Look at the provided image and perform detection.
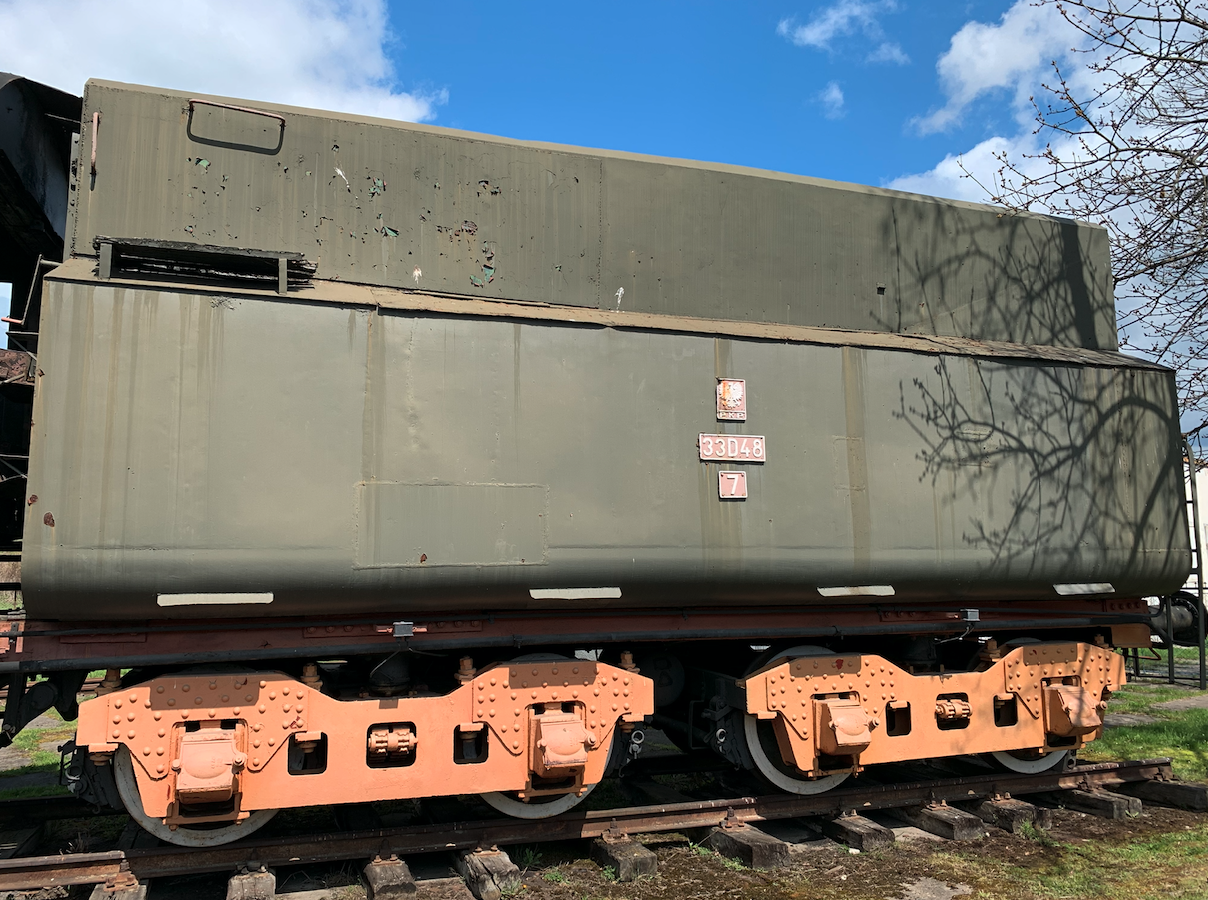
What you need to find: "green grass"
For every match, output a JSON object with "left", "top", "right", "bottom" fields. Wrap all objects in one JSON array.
[
  {"left": 1084, "top": 711, "right": 1208, "bottom": 780},
  {"left": 0, "top": 782, "right": 70, "bottom": 800},
  {"left": 512, "top": 846, "right": 544, "bottom": 869},
  {"left": 0, "top": 704, "right": 74, "bottom": 788},
  {"left": 6, "top": 706, "right": 73, "bottom": 770},
  {"left": 1171, "top": 646, "right": 1205, "bottom": 660},
  {"left": 1081, "top": 683, "right": 1208, "bottom": 780},
  {"left": 1104, "top": 683, "right": 1199, "bottom": 715},
  {"left": 940, "top": 824, "right": 1208, "bottom": 899},
  {"left": 0, "top": 699, "right": 75, "bottom": 798}
]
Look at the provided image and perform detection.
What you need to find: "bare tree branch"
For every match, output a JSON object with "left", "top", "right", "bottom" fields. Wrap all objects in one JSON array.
[{"left": 974, "top": 0, "right": 1208, "bottom": 453}]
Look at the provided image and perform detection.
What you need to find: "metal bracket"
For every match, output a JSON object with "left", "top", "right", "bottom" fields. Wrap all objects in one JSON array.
[
  {"left": 98, "top": 241, "right": 113, "bottom": 280},
  {"left": 603, "top": 818, "right": 627, "bottom": 842}
]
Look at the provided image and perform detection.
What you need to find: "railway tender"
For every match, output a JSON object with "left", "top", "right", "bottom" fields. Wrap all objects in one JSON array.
[{"left": 0, "top": 77, "right": 1188, "bottom": 845}]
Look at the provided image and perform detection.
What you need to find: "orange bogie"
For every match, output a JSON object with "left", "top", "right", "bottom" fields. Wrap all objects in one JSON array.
[
  {"left": 741, "top": 641, "right": 1124, "bottom": 775},
  {"left": 77, "top": 660, "right": 653, "bottom": 825}
]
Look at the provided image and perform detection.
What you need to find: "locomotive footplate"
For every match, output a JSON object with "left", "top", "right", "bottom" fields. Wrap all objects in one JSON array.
[
  {"left": 739, "top": 640, "right": 1124, "bottom": 775},
  {"left": 76, "top": 660, "right": 654, "bottom": 824}
]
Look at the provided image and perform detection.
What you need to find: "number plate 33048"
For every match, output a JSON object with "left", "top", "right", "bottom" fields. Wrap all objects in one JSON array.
[{"left": 698, "top": 434, "right": 766, "bottom": 463}]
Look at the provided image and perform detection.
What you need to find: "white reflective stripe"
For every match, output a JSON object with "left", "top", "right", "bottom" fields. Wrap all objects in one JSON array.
[
  {"left": 529, "top": 587, "right": 622, "bottom": 600},
  {"left": 1053, "top": 583, "right": 1115, "bottom": 596},
  {"left": 817, "top": 585, "right": 895, "bottom": 597},
  {"left": 157, "top": 592, "right": 274, "bottom": 606}
]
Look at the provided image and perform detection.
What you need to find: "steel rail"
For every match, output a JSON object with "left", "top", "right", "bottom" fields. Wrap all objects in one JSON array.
[{"left": 0, "top": 759, "right": 1175, "bottom": 890}]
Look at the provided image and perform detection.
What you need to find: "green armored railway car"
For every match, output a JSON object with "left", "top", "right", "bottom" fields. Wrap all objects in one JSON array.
[
  {"left": 19, "top": 80, "right": 1187, "bottom": 619},
  {"left": 0, "top": 79, "right": 1185, "bottom": 844}
]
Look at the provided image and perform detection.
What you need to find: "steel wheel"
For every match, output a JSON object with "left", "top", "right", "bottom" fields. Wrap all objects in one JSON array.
[
  {"left": 989, "top": 748, "right": 1071, "bottom": 774},
  {"left": 479, "top": 652, "right": 605, "bottom": 819},
  {"left": 741, "top": 714, "right": 851, "bottom": 794},
  {"left": 741, "top": 645, "right": 849, "bottom": 795},
  {"left": 480, "top": 780, "right": 599, "bottom": 819},
  {"left": 114, "top": 746, "right": 278, "bottom": 847}
]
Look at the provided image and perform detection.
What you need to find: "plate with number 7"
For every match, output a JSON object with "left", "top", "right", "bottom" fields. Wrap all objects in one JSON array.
[{"left": 718, "top": 471, "right": 748, "bottom": 499}]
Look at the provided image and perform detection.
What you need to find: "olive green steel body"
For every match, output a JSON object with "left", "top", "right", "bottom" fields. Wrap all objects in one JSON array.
[{"left": 19, "top": 81, "right": 1189, "bottom": 620}]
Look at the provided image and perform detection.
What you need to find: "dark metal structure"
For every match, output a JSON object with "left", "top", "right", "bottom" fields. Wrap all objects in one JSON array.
[{"left": 0, "top": 75, "right": 78, "bottom": 553}]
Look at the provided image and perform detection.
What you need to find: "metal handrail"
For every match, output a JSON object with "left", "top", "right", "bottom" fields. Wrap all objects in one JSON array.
[
  {"left": 1184, "top": 436, "right": 1206, "bottom": 689},
  {"left": 187, "top": 98, "right": 286, "bottom": 130}
]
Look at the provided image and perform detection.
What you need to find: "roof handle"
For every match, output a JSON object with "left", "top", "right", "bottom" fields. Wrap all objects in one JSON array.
[
  {"left": 89, "top": 111, "right": 99, "bottom": 180},
  {"left": 187, "top": 98, "right": 286, "bottom": 131}
]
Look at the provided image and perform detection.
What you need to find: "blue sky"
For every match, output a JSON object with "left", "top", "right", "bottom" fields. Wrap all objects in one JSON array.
[
  {"left": 0, "top": 0, "right": 1087, "bottom": 313},
  {"left": 384, "top": 1, "right": 1026, "bottom": 190}
]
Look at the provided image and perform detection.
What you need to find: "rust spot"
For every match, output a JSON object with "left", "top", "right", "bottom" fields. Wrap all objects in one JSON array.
[
  {"left": 419, "top": 553, "right": 427, "bottom": 563},
  {"left": 0, "top": 349, "right": 33, "bottom": 385},
  {"left": 43, "top": 512, "right": 54, "bottom": 527},
  {"left": 26, "top": 495, "right": 36, "bottom": 506}
]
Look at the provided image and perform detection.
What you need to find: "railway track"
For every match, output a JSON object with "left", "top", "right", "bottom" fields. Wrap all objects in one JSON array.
[{"left": 0, "top": 758, "right": 1197, "bottom": 894}]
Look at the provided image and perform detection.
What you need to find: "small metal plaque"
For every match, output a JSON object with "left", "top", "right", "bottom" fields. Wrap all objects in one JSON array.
[
  {"left": 717, "top": 378, "right": 747, "bottom": 421},
  {"left": 719, "top": 471, "right": 748, "bottom": 499},
  {"left": 699, "top": 434, "right": 766, "bottom": 462}
]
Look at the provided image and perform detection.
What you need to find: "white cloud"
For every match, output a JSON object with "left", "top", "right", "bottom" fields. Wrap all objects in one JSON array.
[
  {"left": 867, "top": 41, "right": 910, "bottom": 65},
  {"left": 889, "top": 100, "right": 1099, "bottom": 207},
  {"left": 778, "top": 1, "right": 907, "bottom": 63},
  {"left": 817, "top": 81, "right": 846, "bottom": 119},
  {"left": 888, "top": 135, "right": 1024, "bottom": 202},
  {"left": 913, "top": 1, "right": 1070, "bottom": 134},
  {"left": 0, "top": 283, "right": 9, "bottom": 321},
  {"left": 892, "top": 0, "right": 1113, "bottom": 205},
  {"left": 0, "top": 0, "right": 444, "bottom": 122}
]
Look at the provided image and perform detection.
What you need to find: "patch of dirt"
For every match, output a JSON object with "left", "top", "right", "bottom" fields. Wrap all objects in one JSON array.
[
  {"left": 1041, "top": 801, "right": 1200, "bottom": 841},
  {"left": 0, "top": 771, "right": 58, "bottom": 791},
  {"left": 506, "top": 803, "right": 1208, "bottom": 900},
  {"left": 1152, "top": 693, "right": 1208, "bottom": 712},
  {"left": 0, "top": 712, "right": 62, "bottom": 771},
  {"left": 898, "top": 877, "right": 972, "bottom": 900},
  {"left": 1103, "top": 712, "right": 1159, "bottom": 727},
  {"left": 0, "top": 745, "right": 32, "bottom": 770}
]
